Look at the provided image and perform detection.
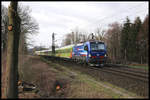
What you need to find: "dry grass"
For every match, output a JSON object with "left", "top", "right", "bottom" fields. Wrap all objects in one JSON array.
[{"left": 18, "top": 55, "right": 72, "bottom": 98}]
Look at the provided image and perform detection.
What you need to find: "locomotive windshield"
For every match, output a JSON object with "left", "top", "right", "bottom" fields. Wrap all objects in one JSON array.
[{"left": 90, "top": 42, "right": 105, "bottom": 51}]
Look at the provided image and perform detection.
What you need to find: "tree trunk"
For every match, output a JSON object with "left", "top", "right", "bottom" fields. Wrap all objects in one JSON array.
[
  {"left": 125, "top": 49, "right": 127, "bottom": 64},
  {"left": 5, "top": 1, "right": 21, "bottom": 98},
  {"left": 141, "top": 56, "right": 143, "bottom": 64}
]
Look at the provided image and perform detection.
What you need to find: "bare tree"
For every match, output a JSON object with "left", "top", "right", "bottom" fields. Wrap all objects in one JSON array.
[
  {"left": 70, "top": 27, "right": 81, "bottom": 44},
  {"left": 94, "top": 27, "right": 106, "bottom": 41},
  {"left": 17, "top": 4, "right": 39, "bottom": 54},
  {"left": 137, "top": 15, "right": 149, "bottom": 64},
  {"left": 105, "top": 22, "right": 122, "bottom": 63},
  {"left": 70, "top": 27, "right": 89, "bottom": 44},
  {"left": 1, "top": 4, "right": 39, "bottom": 54},
  {"left": 63, "top": 33, "right": 72, "bottom": 46},
  {"left": 1, "top": 5, "right": 9, "bottom": 52}
]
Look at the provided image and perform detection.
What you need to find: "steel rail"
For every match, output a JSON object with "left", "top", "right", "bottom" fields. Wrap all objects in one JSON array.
[{"left": 40, "top": 55, "right": 149, "bottom": 82}]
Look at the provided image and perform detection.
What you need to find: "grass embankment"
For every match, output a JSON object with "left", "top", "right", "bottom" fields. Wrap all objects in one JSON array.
[
  {"left": 40, "top": 57, "right": 140, "bottom": 98},
  {"left": 110, "top": 63, "right": 149, "bottom": 71},
  {"left": 128, "top": 64, "right": 149, "bottom": 70}
]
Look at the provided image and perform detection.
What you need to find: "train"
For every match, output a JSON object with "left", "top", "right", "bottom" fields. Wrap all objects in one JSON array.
[{"left": 35, "top": 40, "right": 107, "bottom": 67}]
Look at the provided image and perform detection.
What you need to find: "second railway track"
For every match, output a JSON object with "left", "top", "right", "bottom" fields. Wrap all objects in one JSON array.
[{"left": 90, "top": 66, "right": 149, "bottom": 82}]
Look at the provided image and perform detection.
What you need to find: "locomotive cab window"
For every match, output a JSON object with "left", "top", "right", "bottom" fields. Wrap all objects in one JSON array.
[
  {"left": 90, "top": 42, "right": 105, "bottom": 51},
  {"left": 84, "top": 46, "right": 88, "bottom": 51}
]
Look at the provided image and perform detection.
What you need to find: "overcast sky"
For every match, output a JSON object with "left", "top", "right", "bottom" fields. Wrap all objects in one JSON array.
[{"left": 2, "top": 1, "right": 148, "bottom": 48}]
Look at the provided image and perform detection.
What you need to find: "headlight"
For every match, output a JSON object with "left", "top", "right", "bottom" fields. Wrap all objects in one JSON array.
[
  {"left": 104, "top": 54, "right": 107, "bottom": 57},
  {"left": 89, "top": 54, "right": 91, "bottom": 57}
]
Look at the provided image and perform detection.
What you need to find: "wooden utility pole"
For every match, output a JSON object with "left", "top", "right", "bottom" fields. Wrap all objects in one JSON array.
[
  {"left": 52, "top": 32, "right": 55, "bottom": 54},
  {"left": 5, "top": 1, "right": 21, "bottom": 98}
]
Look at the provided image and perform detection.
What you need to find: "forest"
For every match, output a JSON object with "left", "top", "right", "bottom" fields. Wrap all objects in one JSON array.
[
  {"left": 62, "top": 15, "right": 149, "bottom": 64},
  {"left": 1, "top": 4, "right": 149, "bottom": 64}
]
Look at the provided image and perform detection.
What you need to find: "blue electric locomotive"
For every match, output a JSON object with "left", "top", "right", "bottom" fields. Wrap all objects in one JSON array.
[{"left": 72, "top": 41, "right": 107, "bottom": 67}]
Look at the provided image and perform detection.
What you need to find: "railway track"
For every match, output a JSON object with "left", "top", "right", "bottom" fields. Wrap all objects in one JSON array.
[
  {"left": 90, "top": 67, "right": 148, "bottom": 82},
  {"left": 41, "top": 55, "right": 149, "bottom": 82},
  {"left": 105, "top": 67, "right": 148, "bottom": 77},
  {"left": 105, "top": 63, "right": 148, "bottom": 74},
  {"left": 40, "top": 55, "right": 149, "bottom": 97}
]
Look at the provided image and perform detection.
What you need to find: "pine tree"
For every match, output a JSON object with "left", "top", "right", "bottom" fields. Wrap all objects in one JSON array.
[
  {"left": 120, "top": 17, "right": 131, "bottom": 62},
  {"left": 129, "top": 17, "right": 142, "bottom": 62}
]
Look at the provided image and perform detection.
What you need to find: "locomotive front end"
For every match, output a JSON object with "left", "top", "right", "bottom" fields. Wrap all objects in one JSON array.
[{"left": 86, "top": 41, "right": 107, "bottom": 67}]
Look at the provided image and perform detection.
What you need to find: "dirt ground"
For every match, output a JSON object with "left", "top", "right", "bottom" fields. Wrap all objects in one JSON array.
[
  {"left": 18, "top": 55, "right": 72, "bottom": 98},
  {"left": 1, "top": 54, "right": 76, "bottom": 98}
]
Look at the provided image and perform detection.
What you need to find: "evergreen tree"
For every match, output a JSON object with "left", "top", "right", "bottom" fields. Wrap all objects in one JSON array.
[
  {"left": 120, "top": 17, "right": 131, "bottom": 62},
  {"left": 128, "top": 17, "right": 142, "bottom": 62}
]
